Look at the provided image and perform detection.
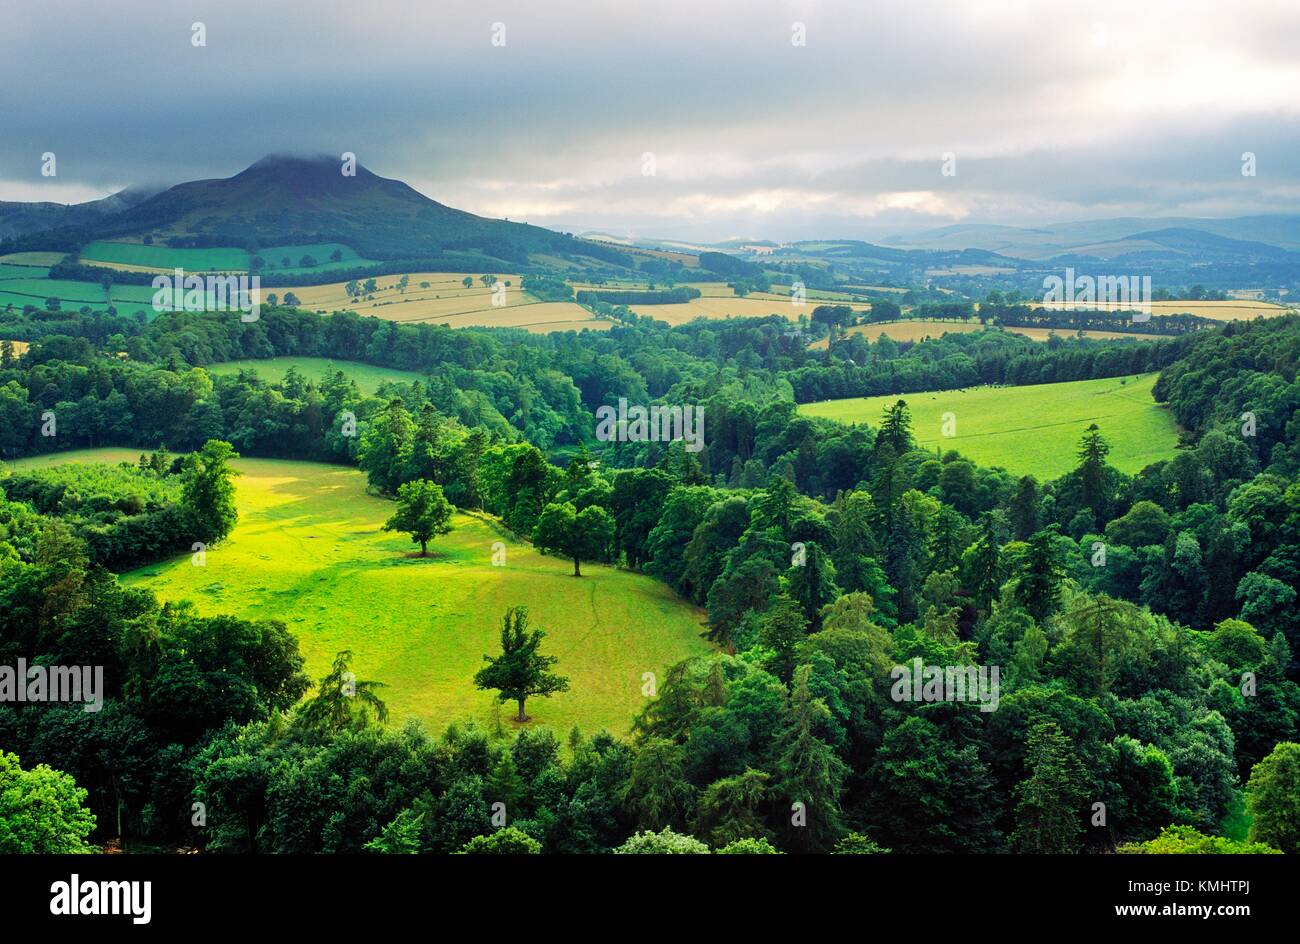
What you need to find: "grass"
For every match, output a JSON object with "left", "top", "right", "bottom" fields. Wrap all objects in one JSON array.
[
  {"left": 8, "top": 450, "right": 711, "bottom": 736},
  {"left": 79, "top": 240, "right": 378, "bottom": 276},
  {"left": 800, "top": 373, "right": 1180, "bottom": 479},
  {"left": 203, "top": 357, "right": 428, "bottom": 395},
  {"left": 0, "top": 252, "right": 66, "bottom": 266}
]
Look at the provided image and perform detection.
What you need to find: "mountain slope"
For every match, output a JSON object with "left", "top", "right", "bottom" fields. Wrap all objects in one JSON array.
[
  {"left": 92, "top": 155, "right": 569, "bottom": 261},
  {"left": 0, "top": 187, "right": 159, "bottom": 241}
]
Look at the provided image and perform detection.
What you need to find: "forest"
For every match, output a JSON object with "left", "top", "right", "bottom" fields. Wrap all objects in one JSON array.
[{"left": 2, "top": 305, "right": 1299, "bottom": 855}]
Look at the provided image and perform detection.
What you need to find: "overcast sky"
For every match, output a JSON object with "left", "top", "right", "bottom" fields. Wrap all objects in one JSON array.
[{"left": 2, "top": 0, "right": 1298, "bottom": 242}]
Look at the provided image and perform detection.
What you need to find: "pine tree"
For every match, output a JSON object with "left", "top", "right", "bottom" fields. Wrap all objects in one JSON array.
[
  {"left": 965, "top": 513, "right": 1003, "bottom": 612},
  {"left": 787, "top": 540, "right": 840, "bottom": 629},
  {"left": 1076, "top": 424, "right": 1112, "bottom": 518},
  {"left": 774, "top": 665, "right": 847, "bottom": 853},
  {"left": 1009, "top": 476, "right": 1040, "bottom": 540},
  {"left": 1011, "top": 720, "right": 1087, "bottom": 853},
  {"left": 877, "top": 399, "right": 912, "bottom": 455},
  {"left": 1015, "top": 525, "right": 1064, "bottom": 621}
]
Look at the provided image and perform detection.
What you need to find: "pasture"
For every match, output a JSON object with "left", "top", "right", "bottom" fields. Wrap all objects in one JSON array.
[
  {"left": 2, "top": 450, "right": 711, "bottom": 736},
  {"left": 203, "top": 357, "right": 429, "bottom": 394},
  {"left": 800, "top": 373, "right": 1180, "bottom": 479},
  {"left": 78, "top": 240, "right": 377, "bottom": 276}
]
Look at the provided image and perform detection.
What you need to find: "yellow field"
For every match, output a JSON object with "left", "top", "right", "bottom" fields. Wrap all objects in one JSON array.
[
  {"left": 572, "top": 280, "right": 736, "bottom": 296},
  {"left": 1036, "top": 299, "right": 1291, "bottom": 321},
  {"left": 629, "top": 294, "right": 870, "bottom": 325},
  {"left": 810, "top": 321, "right": 983, "bottom": 347},
  {"left": 810, "top": 320, "right": 1172, "bottom": 349},
  {"left": 1006, "top": 326, "right": 1175, "bottom": 342},
  {"left": 1, "top": 339, "right": 31, "bottom": 355},
  {"left": 276, "top": 272, "right": 603, "bottom": 332}
]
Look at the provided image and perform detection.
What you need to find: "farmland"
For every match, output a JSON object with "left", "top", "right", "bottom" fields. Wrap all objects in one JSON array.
[
  {"left": 280, "top": 271, "right": 603, "bottom": 332},
  {"left": 5, "top": 450, "right": 711, "bottom": 736},
  {"left": 810, "top": 321, "right": 1175, "bottom": 348},
  {"left": 202, "top": 357, "right": 428, "bottom": 394},
  {"left": 79, "top": 239, "right": 377, "bottom": 276},
  {"left": 800, "top": 372, "right": 1180, "bottom": 479},
  {"left": 1036, "top": 298, "right": 1292, "bottom": 321}
]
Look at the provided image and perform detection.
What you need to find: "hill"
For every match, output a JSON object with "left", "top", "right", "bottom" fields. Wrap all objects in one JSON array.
[
  {"left": 86, "top": 155, "right": 575, "bottom": 262},
  {"left": 0, "top": 186, "right": 159, "bottom": 241},
  {"left": 6, "top": 449, "right": 713, "bottom": 735}
]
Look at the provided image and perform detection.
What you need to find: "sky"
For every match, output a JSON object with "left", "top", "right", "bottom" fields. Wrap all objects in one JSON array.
[{"left": 2, "top": 0, "right": 1299, "bottom": 243}]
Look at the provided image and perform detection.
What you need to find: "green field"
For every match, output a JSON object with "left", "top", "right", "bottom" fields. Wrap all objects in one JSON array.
[
  {"left": 204, "top": 357, "right": 428, "bottom": 394},
  {"left": 6, "top": 450, "right": 711, "bottom": 736},
  {"left": 0, "top": 276, "right": 157, "bottom": 307},
  {"left": 80, "top": 240, "right": 377, "bottom": 276},
  {"left": 800, "top": 373, "right": 1180, "bottom": 479}
]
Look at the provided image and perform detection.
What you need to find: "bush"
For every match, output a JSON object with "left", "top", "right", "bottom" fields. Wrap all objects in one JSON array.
[
  {"left": 716, "top": 837, "right": 782, "bottom": 854},
  {"left": 614, "top": 827, "right": 710, "bottom": 854},
  {"left": 460, "top": 827, "right": 542, "bottom": 854}
]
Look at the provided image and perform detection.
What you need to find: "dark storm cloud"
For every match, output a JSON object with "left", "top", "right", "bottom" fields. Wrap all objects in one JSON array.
[{"left": 2, "top": 0, "right": 1297, "bottom": 239}]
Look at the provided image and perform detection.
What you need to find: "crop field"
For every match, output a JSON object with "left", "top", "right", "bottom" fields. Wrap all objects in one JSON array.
[
  {"left": 79, "top": 240, "right": 377, "bottom": 276},
  {"left": 1036, "top": 299, "right": 1292, "bottom": 321},
  {"left": 283, "top": 271, "right": 525, "bottom": 311},
  {"left": 800, "top": 372, "right": 1180, "bottom": 479},
  {"left": 809, "top": 321, "right": 1174, "bottom": 349},
  {"left": 203, "top": 357, "right": 428, "bottom": 394},
  {"left": 629, "top": 294, "right": 820, "bottom": 325},
  {"left": 0, "top": 339, "right": 30, "bottom": 356},
  {"left": 280, "top": 272, "right": 604, "bottom": 332},
  {"left": 3, "top": 450, "right": 712, "bottom": 735}
]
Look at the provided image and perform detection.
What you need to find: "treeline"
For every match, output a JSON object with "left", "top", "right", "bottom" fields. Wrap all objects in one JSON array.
[
  {"left": 798, "top": 328, "right": 1197, "bottom": 402},
  {"left": 984, "top": 302, "right": 1215, "bottom": 336}
]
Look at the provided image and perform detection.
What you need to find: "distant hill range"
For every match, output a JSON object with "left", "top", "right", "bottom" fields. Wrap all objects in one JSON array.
[
  {"left": 0, "top": 187, "right": 160, "bottom": 241},
  {"left": 882, "top": 216, "right": 1300, "bottom": 261},
  {"left": 0, "top": 155, "right": 617, "bottom": 267}
]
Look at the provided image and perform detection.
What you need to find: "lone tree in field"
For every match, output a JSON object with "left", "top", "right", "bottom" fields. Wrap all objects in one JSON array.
[
  {"left": 384, "top": 479, "right": 454, "bottom": 556},
  {"left": 532, "top": 501, "right": 614, "bottom": 576},
  {"left": 474, "top": 607, "right": 569, "bottom": 722},
  {"left": 182, "top": 439, "right": 241, "bottom": 544}
]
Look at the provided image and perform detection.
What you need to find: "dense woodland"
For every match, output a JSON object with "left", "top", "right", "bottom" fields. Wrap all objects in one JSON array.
[{"left": 2, "top": 304, "right": 1299, "bottom": 854}]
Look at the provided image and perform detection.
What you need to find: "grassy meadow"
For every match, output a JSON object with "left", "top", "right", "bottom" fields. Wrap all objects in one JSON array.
[
  {"left": 79, "top": 240, "right": 377, "bottom": 276},
  {"left": 800, "top": 373, "right": 1180, "bottom": 479},
  {"left": 4, "top": 450, "right": 710, "bottom": 736},
  {"left": 203, "top": 357, "right": 428, "bottom": 394}
]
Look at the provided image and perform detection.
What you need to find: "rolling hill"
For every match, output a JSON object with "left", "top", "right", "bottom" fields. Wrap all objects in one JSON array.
[{"left": 0, "top": 156, "right": 634, "bottom": 271}]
